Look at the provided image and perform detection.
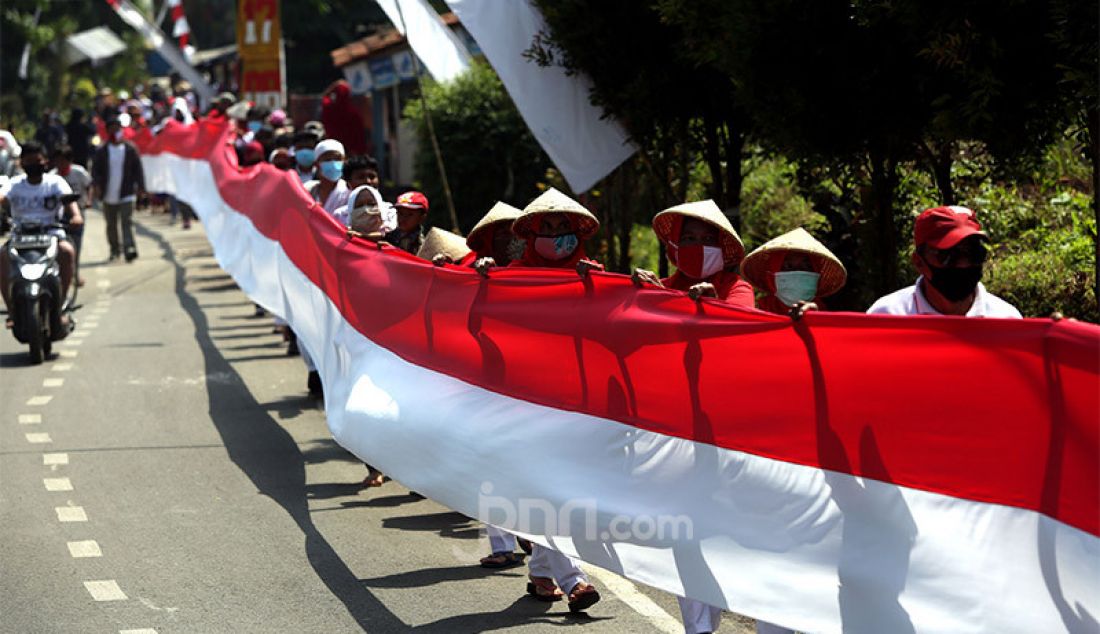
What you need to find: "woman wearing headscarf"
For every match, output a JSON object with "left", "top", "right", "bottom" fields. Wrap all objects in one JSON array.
[
  {"left": 321, "top": 80, "right": 368, "bottom": 155},
  {"left": 740, "top": 227, "right": 847, "bottom": 317},
  {"left": 631, "top": 200, "right": 753, "bottom": 306}
]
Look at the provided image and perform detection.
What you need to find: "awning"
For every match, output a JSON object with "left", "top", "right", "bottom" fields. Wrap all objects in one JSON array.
[{"left": 64, "top": 27, "right": 126, "bottom": 65}]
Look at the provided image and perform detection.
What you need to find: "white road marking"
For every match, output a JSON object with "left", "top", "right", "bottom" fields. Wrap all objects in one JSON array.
[
  {"left": 26, "top": 395, "right": 53, "bottom": 406},
  {"left": 70, "top": 330, "right": 89, "bottom": 338},
  {"left": 25, "top": 432, "right": 52, "bottom": 444},
  {"left": 63, "top": 339, "right": 83, "bottom": 346},
  {"left": 44, "top": 477, "right": 73, "bottom": 491},
  {"left": 43, "top": 378, "right": 64, "bottom": 388},
  {"left": 43, "top": 453, "right": 68, "bottom": 465},
  {"left": 68, "top": 540, "right": 103, "bottom": 558},
  {"left": 18, "top": 413, "right": 42, "bottom": 424},
  {"left": 52, "top": 363, "right": 73, "bottom": 372},
  {"left": 59, "top": 349, "right": 79, "bottom": 358},
  {"left": 582, "top": 565, "right": 683, "bottom": 634},
  {"left": 56, "top": 506, "right": 88, "bottom": 522},
  {"left": 82, "top": 321, "right": 99, "bottom": 329},
  {"left": 120, "top": 629, "right": 158, "bottom": 634},
  {"left": 84, "top": 580, "right": 127, "bottom": 601},
  {"left": 96, "top": 280, "right": 111, "bottom": 289}
]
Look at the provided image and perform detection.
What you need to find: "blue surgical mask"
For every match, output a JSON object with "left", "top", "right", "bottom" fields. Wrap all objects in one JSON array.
[
  {"left": 295, "top": 149, "right": 315, "bottom": 168},
  {"left": 319, "top": 160, "right": 344, "bottom": 182},
  {"left": 247, "top": 121, "right": 263, "bottom": 133},
  {"left": 773, "top": 271, "right": 821, "bottom": 307}
]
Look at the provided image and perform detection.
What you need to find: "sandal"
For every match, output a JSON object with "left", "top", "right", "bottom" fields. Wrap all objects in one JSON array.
[
  {"left": 480, "top": 551, "right": 526, "bottom": 569},
  {"left": 526, "top": 576, "right": 564, "bottom": 602},
  {"left": 567, "top": 582, "right": 601, "bottom": 613},
  {"left": 361, "top": 470, "right": 385, "bottom": 488},
  {"left": 517, "top": 538, "right": 533, "bottom": 556}
]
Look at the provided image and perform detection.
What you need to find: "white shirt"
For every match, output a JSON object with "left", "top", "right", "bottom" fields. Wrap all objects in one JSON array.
[
  {"left": 4, "top": 173, "right": 71, "bottom": 227},
  {"left": 305, "top": 179, "right": 350, "bottom": 216},
  {"left": 104, "top": 143, "right": 134, "bottom": 204},
  {"left": 867, "top": 277, "right": 1022, "bottom": 318},
  {"left": 50, "top": 165, "right": 92, "bottom": 202}
]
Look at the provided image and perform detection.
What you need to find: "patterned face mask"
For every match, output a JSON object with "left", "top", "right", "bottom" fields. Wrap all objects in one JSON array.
[
  {"left": 668, "top": 244, "right": 724, "bottom": 279},
  {"left": 533, "top": 233, "right": 578, "bottom": 261}
]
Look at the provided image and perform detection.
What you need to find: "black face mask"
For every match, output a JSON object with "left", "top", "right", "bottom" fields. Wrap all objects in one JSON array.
[
  {"left": 927, "top": 264, "right": 982, "bottom": 302},
  {"left": 23, "top": 163, "right": 44, "bottom": 179}
]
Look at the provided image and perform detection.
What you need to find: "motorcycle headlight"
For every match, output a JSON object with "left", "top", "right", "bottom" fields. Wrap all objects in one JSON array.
[{"left": 19, "top": 262, "right": 47, "bottom": 280}]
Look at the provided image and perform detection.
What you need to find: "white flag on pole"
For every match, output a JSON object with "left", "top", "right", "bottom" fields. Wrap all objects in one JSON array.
[
  {"left": 376, "top": 0, "right": 471, "bottom": 83},
  {"left": 444, "top": 0, "right": 636, "bottom": 193}
]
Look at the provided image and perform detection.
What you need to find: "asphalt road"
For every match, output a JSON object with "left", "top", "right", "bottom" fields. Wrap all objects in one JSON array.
[{"left": 0, "top": 206, "right": 756, "bottom": 633}]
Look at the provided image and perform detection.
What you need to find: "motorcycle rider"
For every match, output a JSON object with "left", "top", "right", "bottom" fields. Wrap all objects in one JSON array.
[{"left": 0, "top": 140, "right": 83, "bottom": 327}]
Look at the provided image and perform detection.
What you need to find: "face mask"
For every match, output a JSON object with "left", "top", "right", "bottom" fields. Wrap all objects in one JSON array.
[
  {"left": 669, "top": 244, "right": 724, "bottom": 279},
  {"left": 247, "top": 121, "right": 263, "bottom": 133},
  {"left": 533, "top": 233, "right": 579, "bottom": 261},
  {"left": 926, "top": 265, "right": 982, "bottom": 302},
  {"left": 295, "top": 149, "right": 315, "bottom": 168},
  {"left": 774, "top": 271, "right": 821, "bottom": 307},
  {"left": 319, "top": 160, "right": 343, "bottom": 182},
  {"left": 23, "top": 163, "right": 44, "bottom": 179}
]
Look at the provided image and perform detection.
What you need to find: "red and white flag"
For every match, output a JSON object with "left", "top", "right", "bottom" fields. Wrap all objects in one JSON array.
[{"left": 134, "top": 120, "right": 1100, "bottom": 634}]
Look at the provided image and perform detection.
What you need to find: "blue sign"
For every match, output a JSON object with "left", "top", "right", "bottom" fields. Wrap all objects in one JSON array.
[{"left": 369, "top": 58, "right": 398, "bottom": 89}]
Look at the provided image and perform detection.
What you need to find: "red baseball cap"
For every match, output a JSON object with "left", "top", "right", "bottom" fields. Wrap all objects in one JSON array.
[
  {"left": 396, "top": 191, "right": 429, "bottom": 211},
  {"left": 914, "top": 206, "right": 987, "bottom": 249}
]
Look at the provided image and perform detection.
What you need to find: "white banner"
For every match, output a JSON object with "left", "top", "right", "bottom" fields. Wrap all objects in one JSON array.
[
  {"left": 444, "top": 0, "right": 636, "bottom": 193},
  {"left": 376, "top": 0, "right": 471, "bottom": 83}
]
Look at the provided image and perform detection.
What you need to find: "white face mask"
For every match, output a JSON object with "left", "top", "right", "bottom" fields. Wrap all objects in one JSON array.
[{"left": 774, "top": 271, "right": 821, "bottom": 307}]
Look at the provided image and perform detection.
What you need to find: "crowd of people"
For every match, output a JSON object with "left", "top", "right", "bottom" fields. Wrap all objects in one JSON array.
[{"left": 0, "top": 78, "right": 1024, "bottom": 634}]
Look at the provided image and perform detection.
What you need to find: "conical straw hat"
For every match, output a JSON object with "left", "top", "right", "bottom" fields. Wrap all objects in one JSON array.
[
  {"left": 467, "top": 201, "right": 522, "bottom": 252},
  {"left": 417, "top": 227, "right": 472, "bottom": 262},
  {"left": 652, "top": 200, "right": 745, "bottom": 265},
  {"left": 741, "top": 227, "right": 847, "bottom": 297},
  {"left": 512, "top": 187, "right": 599, "bottom": 239}
]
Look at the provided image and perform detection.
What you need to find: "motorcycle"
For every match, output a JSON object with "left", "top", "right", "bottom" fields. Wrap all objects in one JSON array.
[{"left": 4, "top": 221, "right": 77, "bottom": 364}]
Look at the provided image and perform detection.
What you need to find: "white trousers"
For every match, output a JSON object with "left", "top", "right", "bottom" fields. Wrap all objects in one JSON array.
[
  {"left": 528, "top": 544, "right": 586, "bottom": 594},
  {"left": 678, "top": 597, "right": 722, "bottom": 634},
  {"left": 486, "top": 525, "right": 516, "bottom": 554}
]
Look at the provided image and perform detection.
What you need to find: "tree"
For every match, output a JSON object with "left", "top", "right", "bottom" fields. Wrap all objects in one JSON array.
[{"left": 403, "top": 61, "right": 552, "bottom": 233}]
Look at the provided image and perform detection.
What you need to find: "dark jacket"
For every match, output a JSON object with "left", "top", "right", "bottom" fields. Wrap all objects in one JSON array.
[{"left": 92, "top": 141, "right": 145, "bottom": 201}]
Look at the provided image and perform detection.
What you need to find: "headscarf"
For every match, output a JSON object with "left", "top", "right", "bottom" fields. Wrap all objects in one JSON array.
[
  {"left": 170, "top": 97, "right": 193, "bottom": 125},
  {"left": 335, "top": 185, "right": 396, "bottom": 234},
  {"left": 321, "top": 81, "right": 368, "bottom": 155}
]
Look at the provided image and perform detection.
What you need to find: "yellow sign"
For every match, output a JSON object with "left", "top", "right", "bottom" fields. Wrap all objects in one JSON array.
[{"left": 236, "top": 0, "right": 284, "bottom": 108}]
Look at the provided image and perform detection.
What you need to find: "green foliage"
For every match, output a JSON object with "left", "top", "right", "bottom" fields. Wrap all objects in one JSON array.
[
  {"left": 740, "top": 155, "right": 825, "bottom": 251},
  {"left": 402, "top": 62, "right": 552, "bottom": 233}
]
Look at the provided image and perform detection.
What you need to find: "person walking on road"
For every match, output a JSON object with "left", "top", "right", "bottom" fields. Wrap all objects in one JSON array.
[{"left": 92, "top": 117, "right": 145, "bottom": 262}]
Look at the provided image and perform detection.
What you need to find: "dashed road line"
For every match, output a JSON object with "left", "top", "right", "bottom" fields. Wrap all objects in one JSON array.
[
  {"left": 120, "top": 629, "right": 158, "bottom": 634},
  {"left": 83, "top": 580, "right": 127, "bottom": 601},
  {"left": 25, "top": 432, "right": 52, "bottom": 444},
  {"left": 43, "top": 378, "right": 65, "bottom": 388},
  {"left": 70, "top": 330, "right": 90, "bottom": 339},
  {"left": 56, "top": 506, "right": 88, "bottom": 522},
  {"left": 59, "top": 349, "right": 79, "bottom": 358},
  {"left": 68, "top": 540, "right": 103, "bottom": 558},
  {"left": 63, "top": 339, "right": 84, "bottom": 346},
  {"left": 26, "top": 395, "right": 53, "bottom": 406},
  {"left": 18, "top": 413, "right": 42, "bottom": 424},
  {"left": 96, "top": 280, "right": 112, "bottom": 289},
  {"left": 43, "top": 477, "right": 73, "bottom": 491},
  {"left": 43, "top": 453, "right": 69, "bottom": 466},
  {"left": 52, "top": 363, "right": 73, "bottom": 372}
]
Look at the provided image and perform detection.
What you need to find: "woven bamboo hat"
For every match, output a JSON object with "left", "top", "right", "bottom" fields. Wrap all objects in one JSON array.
[
  {"left": 512, "top": 188, "right": 599, "bottom": 239},
  {"left": 417, "top": 227, "right": 472, "bottom": 262},
  {"left": 741, "top": 227, "right": 847, "bottom": 297},
  {"left": 652, "top": 200, "right": 745, "bottom": 265},
  {"left": 466, "top": 201, "right": 522, "bottom": 252}
]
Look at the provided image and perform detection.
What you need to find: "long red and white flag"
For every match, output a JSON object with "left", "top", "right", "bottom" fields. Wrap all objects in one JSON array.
[{"left": 135, "top": 120, "right": 1099, "bottom": 634}]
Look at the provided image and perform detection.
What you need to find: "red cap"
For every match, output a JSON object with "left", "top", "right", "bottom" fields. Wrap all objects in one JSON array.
[
  {"left": 914, "top": 206, "right": 987, "bottom": 249},
  {"left": 396, "top": 191, "right": 429, "bottom": 211}
]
